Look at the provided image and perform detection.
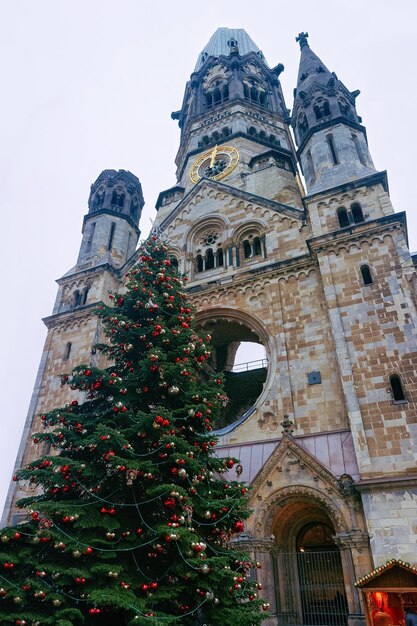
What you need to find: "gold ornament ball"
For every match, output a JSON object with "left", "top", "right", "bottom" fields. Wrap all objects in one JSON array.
[
  {"left": 72, "top": 550, "right": 82, "bottom": 558},
  {"left": 52, "top": 599, "right": 62, "bottom": 607}
]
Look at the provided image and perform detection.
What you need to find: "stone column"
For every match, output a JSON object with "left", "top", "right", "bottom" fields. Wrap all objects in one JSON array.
[
  {"left": 230, "top": 535, "right": 276, "bottom": 625},
  {"left": 334, "top": 531, "right": 372, "bottom": 626}
]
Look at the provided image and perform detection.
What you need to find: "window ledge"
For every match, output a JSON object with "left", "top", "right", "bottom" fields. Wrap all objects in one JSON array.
[{"left": 392, "top": 399, "right": 408, "bottom": 405}]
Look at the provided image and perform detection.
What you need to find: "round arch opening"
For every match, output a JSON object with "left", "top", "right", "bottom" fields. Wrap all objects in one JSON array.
[
  {"left": 197, "top": 310, "right": 270, "bottom": 430},
  {"left": 271, "top": 497, "right": 349, "bottom": 626}
]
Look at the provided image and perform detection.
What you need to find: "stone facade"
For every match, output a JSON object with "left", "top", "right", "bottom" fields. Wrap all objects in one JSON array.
[{"left": 3, "top": 27, "right": 417, "bottom": 626}]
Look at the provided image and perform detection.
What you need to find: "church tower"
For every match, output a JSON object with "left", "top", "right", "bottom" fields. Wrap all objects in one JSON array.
[
  {"left": 154, "top": 29, "right": 417, "bottom": 626},
  {"left": 1, "top": 170, "right": 143, "bottom": 525},
  {"left": 3, "top": 28, "right": 417, "bottom": 626}
]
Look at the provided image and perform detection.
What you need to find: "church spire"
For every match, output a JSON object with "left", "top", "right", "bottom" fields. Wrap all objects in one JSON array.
[{"left": 291, "top": 33, "right": 376, "bottom": 194}]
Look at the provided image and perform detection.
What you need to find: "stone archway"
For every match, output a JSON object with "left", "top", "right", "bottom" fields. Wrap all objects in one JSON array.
[
  {"left": 248, "top": 485, "right": 368, "bottom": 626},
  {"left": 270, "top": 495, "right": 349, "bottom": 626}
]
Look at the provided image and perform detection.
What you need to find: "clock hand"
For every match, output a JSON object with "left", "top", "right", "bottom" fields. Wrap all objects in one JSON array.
[{"left": 210, "top": 145, "right": 218, "bottom": 168}]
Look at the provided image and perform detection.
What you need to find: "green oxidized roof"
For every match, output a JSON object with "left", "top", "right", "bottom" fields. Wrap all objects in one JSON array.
[{"left": 194, "top": 27, "right": 267, "bottom": 71}]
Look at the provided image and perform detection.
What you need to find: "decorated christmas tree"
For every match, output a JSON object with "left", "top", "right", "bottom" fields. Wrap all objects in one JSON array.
[{"left": 0, "top": 237, "right": 267, "bottom": 626}]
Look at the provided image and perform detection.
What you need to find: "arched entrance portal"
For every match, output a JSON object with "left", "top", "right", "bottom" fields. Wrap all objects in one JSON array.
[{"left": 273, "top": 500, "right": 348, "bottom": 626}]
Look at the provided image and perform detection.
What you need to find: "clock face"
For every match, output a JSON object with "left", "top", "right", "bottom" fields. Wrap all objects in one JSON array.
[{"left": 190, "top": 145, "right": 239, "bottom": 184}]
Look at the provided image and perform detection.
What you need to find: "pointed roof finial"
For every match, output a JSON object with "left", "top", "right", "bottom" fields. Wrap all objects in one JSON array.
[{"left": 296, "top": 32, "right": 309, "bottom": 49}]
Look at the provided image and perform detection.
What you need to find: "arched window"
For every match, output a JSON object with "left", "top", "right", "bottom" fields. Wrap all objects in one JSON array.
[
  {"left": 94, "top": 190, "right": 105, "bottom": 207},
  {"left": 253, "top": 237, "right": 262, "bottom": 256},
  {"left": 118, "top": 193, "right": 125, "bottom": 208},
  {"left": 243, "top": 240, "right": 252, "bottom": 259},
  {"left": 213, "top": 88, "right": 221, "bottom": 105},
  {"left": 314, "top": 105, "right": 322, "bottom": 120},
  {"left": 242, "top": 236, "right": 262, "bottom": 259},
  {"left": 322, "top": 100, "right": 331, "bottom": 116},
  {"left": 82, "top": 287, "right": 90, "bottom": 305},
  {"left": 196, "top": 254, "right": 203, "bottom": 273},
  {"left": 63, "top": 342, "right": 72, "bottom": 361},
  {"left": 389, "top": 374, "right": 406, "bottom": 402},
  {"left": 217, "top": 248, "right": 224, "bottom": 267},
  {"left": 360, "top": 265, "right": 373, "bottom": 286},
  {"left": 205, "top": 248, "right": 215, "bottom": 270},
  {"left": 170, "top": 257, "right": 179, "bottom": 269},
  {"left": 72, "top": 290, "right": 81, "bottom": 308},
  {"left": 351, "top": 203, "right": 364, "bottom": 223},
  {"left": 205, "top": 82, "right": 228, "bottom": 109},
  {"left": 248, "top": 126, "right": 257, "bottom": 136},
  {"left": 337, "top": 207, "right": 350, "bottom": 228}
]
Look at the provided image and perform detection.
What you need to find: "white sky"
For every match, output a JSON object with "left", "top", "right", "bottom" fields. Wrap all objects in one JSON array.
[{"left": 1, "top": 0, "right": 417, "bottom": 516}]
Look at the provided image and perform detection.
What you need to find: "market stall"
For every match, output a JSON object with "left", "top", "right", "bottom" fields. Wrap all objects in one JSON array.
[{"left": 355, "top": 560, "right": 417, "bottom": 626}]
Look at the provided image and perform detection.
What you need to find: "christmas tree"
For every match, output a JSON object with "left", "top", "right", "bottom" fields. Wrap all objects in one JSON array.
[{"left": 0, "top": 237, "right": 267, "bottom": 626}]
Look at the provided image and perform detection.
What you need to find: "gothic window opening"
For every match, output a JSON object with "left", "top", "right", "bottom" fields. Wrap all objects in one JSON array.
[
  {"left": 227, "top": 38, "right": 238, "bottom": 48},
  {"left": 360, "top": 265, "right": 373, "bottom": 286},
  {"left": 244, "top": 78, "right": 267, "bottom": 107},
  {"left": 243, "top": 240, "right": 252, "bottom": 259},
  {"left": 93, "top": 189, "right": 105, "bottom": 208},
  {"left": 111, "top": 187, "right": 125, "bottom": 209},
  {"left": 314, "top": 99, "right": 331, "bottom": 120},
  {"left": 108, "top": 222, "right": 116, "bottom": 250},
  {"left": 351, "top": 203, "right": 364, "bottom": 223},
  {"left": 63, "top": 342, "right": 72, "bottom": 361},
  {"left": 327, "top": 134, "right": 339, "bottom": 165},
  {"left": 242, "top": 235, "right": 263, "bottom": 260},
  {"left": 205, "top": 82, "right": 229, "bottom": 109},
  {"left": 170, "top": 257, "right": 179, "bottom": 269},
  {"left": 193, "top": 228, "right": 226, "bottom": 275},
  {"left": 82, "top": 286, "right": 90, "bottom": 305},
  {"left": 339, "top": 98, "right": 353, "bottom": 118},
  {"left": 337, "top": 207, "right": 349, "bottom": 228},
  {"left": 72, "top": 290, "right": 81, "bottom": 308},
  {"left": 390, "top": 374, "right": 406, "bottom": 402},
  {"left": 314, "top": 105, "right": 322, "bottom": 120},
  {"left": 205, "top": 248, "right": 215, "bottom": 270}
]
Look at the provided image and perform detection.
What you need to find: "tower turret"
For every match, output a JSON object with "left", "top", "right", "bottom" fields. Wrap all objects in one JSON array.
[
  {"left": 77, "top": 169, "right": 144, "bottom": 269},
  {"left": 291, "top": 32, "right": 376, "bottom": 194},
  {"left": 170, "top": 28, "right": 291, "bottom": 185}
]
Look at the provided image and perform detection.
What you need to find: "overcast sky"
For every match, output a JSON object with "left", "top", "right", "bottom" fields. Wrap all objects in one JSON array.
[{"left": 1, "top": 0, "right": 416, "bottom": 516}]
